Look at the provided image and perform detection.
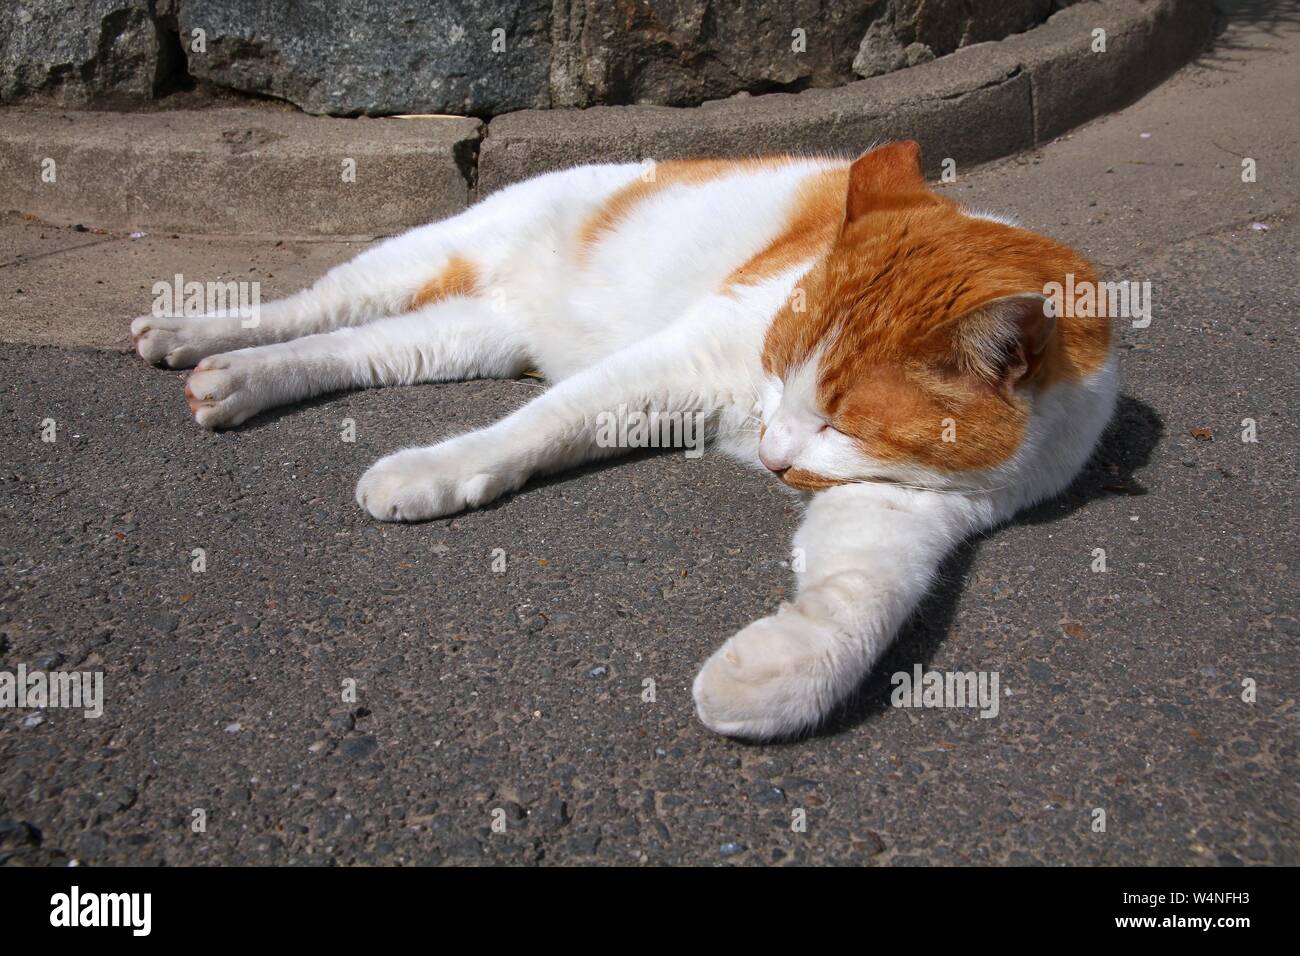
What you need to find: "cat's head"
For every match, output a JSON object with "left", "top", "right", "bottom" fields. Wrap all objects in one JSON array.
[{"left": 758, "top": 141, "right": 1110, "bottom": 492}]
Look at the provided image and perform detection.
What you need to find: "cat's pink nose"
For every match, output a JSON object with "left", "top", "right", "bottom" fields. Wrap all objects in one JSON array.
[
  {"left": 760, "top": 418, "right": 801, "bottom": 472},
  {"left": 759, "top": 445, "right": 790, "bottom": 473}
]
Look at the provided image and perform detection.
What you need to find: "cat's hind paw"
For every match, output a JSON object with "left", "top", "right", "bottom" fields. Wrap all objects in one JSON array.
[
  {"left": 131, "top": 315, "right": 241, "bottom": 368},
  {"left": 355, "top": 437, "right": 515, "bottom": 522},
  {"left": 692, "top": 609, "right": 840, "bottom": 740},
  {"left": 132, "top": 316, "right": 182, "bottom": 367}
]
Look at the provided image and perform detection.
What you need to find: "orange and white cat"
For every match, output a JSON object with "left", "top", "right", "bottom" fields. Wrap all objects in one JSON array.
[{"left": 131, "top": 142, "right": 1116, "bottom": 740}]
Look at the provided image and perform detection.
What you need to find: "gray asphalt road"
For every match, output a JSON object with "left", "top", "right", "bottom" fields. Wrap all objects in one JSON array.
[{"left": 1, "top": 3, "right": 1296, "bottom": 865}]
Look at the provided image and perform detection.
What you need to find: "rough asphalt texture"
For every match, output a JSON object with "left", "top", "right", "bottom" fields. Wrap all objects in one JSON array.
[{"left": 1, "top": 2, "right": 1296, "bottom": 865}]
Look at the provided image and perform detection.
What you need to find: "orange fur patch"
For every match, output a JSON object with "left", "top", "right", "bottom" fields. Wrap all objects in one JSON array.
[
  {"left": 724, "top": 166, "right": 849, "bottom": 289},
  {"left": 409, "top": 254, "right": 479, "bottom": 310},
  {"left": 779, "top": 468, "right": 842, "bottom": 491},
  {"left": 576, "top": 157, "right": 794, "bottom": 263}
]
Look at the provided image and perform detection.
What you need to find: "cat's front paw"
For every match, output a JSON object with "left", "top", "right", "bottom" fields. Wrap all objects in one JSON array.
[
  {"left": 355, "top": 437, "right": 516, "bottom": 522},
  {"left": 692, "top": 608, "right": 840, "bottom": 740},
  {"left": 184, "top": 353, "right": 269, "bottom": 429}
]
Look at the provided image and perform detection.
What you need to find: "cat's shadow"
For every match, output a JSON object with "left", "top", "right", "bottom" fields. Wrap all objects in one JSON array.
[
  {"left": 809, "top": 393, "right": 1164, "bottom": 741},
  {"left": 230, "top": 386, "right": 1162, "bottom": 744},
  {"left": 502, "top": 393, "right": 1163, "bottom": 743}
]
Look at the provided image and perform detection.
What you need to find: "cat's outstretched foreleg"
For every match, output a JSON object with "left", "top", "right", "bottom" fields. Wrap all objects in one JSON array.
[
  {"left": 355, "top": 315, "right": 756, "bottom": 522},
  {"left": 692, "top": 482, "right": 995, "bottom": 739}
]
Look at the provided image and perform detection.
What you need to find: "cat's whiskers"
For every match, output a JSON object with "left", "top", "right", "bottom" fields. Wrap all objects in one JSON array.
[
  {"left": 844, "top": 475, "right": 1011, "bottom": 497},
  {"left": 733, "top": 365, "right": 766, "bottom": 415}
]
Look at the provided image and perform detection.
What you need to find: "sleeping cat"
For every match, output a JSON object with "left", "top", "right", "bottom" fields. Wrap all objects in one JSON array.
[{"left": 131, "top": 141, "right": 1116, "bottom": 740}]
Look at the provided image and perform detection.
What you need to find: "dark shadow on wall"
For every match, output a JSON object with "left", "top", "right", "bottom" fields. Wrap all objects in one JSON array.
[{"left": 812, "top": 393, "right": 1165, "bottom": 740}]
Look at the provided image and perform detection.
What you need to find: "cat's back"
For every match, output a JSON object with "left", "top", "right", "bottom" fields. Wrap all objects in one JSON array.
[
  {"left": 491, "top": 155, "right": 848, "bottom": 378},
  {"left": 573, "top": 155, "right": 847, "bottom": 291}
]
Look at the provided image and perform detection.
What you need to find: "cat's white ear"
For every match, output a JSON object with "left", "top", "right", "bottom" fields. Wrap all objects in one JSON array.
[
  {"left": 960, "top": 293, "right": 1057, "bottom": 391},
  {"left": 845, "top": 141, "right": 926, "bottom": 222}
]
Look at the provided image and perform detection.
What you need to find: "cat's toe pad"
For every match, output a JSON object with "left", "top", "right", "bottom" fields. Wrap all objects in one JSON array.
[
  {"left": 184, "top": 356, "right": 262, "bottom": 429},
  {"left": 692, "top": 610, "right": 837, "bottom": 740},
  {"left": 355, "top": 441, "right": 510, "bottom": 522},
  {"left": 132, "top": 315, "right": 194, "bottom": 367}
]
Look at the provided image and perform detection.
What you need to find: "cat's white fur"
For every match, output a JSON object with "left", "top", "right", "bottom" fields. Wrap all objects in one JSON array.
[{"left": 131, "top": 159, "right": 1117, "bottom": 740}]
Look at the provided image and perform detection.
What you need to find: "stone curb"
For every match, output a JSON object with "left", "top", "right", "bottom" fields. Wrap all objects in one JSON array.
[
  {"left": 0, "top": 0, "right": 1214, "bottom": 238},
  {"left": 479, "top": 0, "right": 1217, "bottom": 191}
]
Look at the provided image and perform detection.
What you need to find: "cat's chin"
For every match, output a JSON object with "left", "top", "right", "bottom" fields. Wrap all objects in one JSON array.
[
  {"left": 692, "top": 608, "right": 843, "bottom": 740},
  {"left": 776, "top": 467, "right": 845, "bottom": 491}
]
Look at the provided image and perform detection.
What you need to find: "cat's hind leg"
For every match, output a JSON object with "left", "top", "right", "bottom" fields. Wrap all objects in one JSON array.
[
  {"left": 132, "top": 163, "right": 635, "bottom": 369},
  {"left": 132, "top": 187, "right": 525, "bottom": 369},
  {"left": 183, "top": 300, "right": 530, "bottom": 429},
  {"left": 132, "top": 263, "right": 410, "bottom": 369}
]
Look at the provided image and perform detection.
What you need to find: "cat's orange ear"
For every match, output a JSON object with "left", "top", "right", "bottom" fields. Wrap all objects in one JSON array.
[
  {"left": 845, "top": 141, "right": 926, "bottom": 222},
  {"left": 958, "top": 293, "right": 1057, "bottom": 393}
]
